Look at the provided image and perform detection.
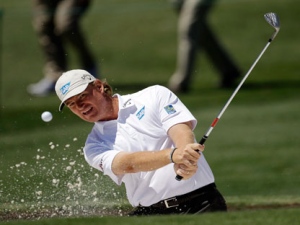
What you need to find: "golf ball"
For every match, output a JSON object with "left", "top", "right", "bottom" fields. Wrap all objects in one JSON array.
[{"left": 41, "top": 111, "right": 53, "bottom": 122}]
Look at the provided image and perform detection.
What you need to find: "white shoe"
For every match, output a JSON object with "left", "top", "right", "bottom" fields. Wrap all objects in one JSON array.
[{"left": 27, "top": 77, "right": 55, "bottom": 97}]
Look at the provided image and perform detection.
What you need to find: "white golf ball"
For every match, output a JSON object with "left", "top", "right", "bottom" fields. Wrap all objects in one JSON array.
[{"left": 41, "top": 111, "right": 53, "bottom": 122}]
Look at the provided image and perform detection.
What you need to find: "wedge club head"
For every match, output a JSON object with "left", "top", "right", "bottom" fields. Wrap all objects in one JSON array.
[{"left": 264, "top": 12, "right": 280, "bottom": 41}]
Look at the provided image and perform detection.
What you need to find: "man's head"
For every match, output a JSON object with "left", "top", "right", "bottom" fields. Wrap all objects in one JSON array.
[
  {"left": 55, "top": 69, "right": 117, "bottom": 122},
  {"left": 55, "top": 69, "right": 96, "bottom": 111}
]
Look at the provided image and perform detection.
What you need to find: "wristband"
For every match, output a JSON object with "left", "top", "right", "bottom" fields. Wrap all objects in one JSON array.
[{"left": 170, "top": 147, "right": 177, "bottom": 163}]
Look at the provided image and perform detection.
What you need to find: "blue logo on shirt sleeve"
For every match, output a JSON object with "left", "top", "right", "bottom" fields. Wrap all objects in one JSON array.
[{"left": 164, "top": 105, "right": 176, "bottom": 114}]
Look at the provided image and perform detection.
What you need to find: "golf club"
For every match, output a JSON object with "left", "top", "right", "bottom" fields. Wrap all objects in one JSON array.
[{"left": 176, "top": 12, "right": 280, "bottom": 181}]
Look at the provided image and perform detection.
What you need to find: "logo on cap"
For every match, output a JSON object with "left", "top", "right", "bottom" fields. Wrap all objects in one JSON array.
[
  {"left": 60, "top": 82, "right": 71, "bottom": 95},
  {"left": 82, "top": 74, "right": 92, "bottom": 80}
]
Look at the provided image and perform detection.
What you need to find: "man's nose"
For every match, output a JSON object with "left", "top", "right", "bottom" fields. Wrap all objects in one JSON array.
[{"left": 75, "top": 100, "right": 84, "bottom": 109}]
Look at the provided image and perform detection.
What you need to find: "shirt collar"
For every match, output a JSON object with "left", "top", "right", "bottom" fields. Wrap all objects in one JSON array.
[
  {"left": 115, "top": 94, "right": 137, "bottom": 123},
  {"left": 115, "top": 94, "right": 134, "bottom": 110},
  {"left": 94, "top": 94, "right": 136, "bottom": 133}
]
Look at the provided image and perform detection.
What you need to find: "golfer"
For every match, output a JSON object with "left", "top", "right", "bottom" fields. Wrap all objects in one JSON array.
[{"left": 55, "top": 69, "right": 227, "bottom": 215}]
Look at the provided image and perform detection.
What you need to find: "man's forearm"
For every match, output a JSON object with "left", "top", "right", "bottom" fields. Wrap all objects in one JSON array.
[
  {"left": 112, "top": 148, "right": 173, "bottom": 175},
  {"left": 112, "top": 122, "right": 197, "bottom": 176},
  {"left": 168, "top": 122, "right": 196, "bottom": 148}
]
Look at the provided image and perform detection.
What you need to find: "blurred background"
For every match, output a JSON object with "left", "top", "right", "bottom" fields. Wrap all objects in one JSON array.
[{"left": 0, "top": 0, "right": 299, "bottom": 219}]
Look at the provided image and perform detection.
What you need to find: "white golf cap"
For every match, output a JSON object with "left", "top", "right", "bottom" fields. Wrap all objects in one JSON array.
[{"left": 55, "top": 69, "right": 96, "bottom": 111}]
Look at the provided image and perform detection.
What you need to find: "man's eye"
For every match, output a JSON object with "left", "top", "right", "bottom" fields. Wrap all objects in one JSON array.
[
  {"left": 67, "top": 102, "right": 75, "bottom": 107},
  {"left": 79, "top": 94, "right": 87, "bottom": 100}
]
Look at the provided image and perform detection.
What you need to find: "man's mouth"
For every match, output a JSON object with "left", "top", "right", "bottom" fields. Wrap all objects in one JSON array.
[{"left": 83, "top": 107, "right": 93, "bottom": 116}]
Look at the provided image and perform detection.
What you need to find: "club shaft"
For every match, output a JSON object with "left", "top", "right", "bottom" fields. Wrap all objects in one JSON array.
[
  {"left": 205, "top": 41, "right": 271, "bottom": 137},
  {"left": 175, "top": 40, "right": 272, "bottom": 181}
]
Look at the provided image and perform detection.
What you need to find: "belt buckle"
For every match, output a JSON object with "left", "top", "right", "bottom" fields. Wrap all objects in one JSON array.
[{"left": 164, "top": 197, "right": 179, "bottom": 208}]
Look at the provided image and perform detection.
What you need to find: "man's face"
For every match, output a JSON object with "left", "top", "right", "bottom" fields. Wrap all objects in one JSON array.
[{"left": 64, "top": 81, "right": 116, "bottom": 122}]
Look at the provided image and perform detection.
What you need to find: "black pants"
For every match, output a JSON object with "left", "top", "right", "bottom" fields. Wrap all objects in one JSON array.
[
  {"left": 32, "top": 0, "right": 96, "bottom": 80},
  {"left": 129, "top": 183, "right": 227, "bottom": 216}
]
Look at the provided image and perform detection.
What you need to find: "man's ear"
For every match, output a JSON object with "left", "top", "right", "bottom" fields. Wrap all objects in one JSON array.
[{"left": 93, "top": 80, "right": 103, "bottom": 92}]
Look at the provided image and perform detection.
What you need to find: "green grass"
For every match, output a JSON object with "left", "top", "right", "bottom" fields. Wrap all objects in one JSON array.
[
  {"left": 1, "top": 0, "right": 300, "bottom": 224},
  {"left": 2, "top": 209, "right": 300, "bottom": 225}
]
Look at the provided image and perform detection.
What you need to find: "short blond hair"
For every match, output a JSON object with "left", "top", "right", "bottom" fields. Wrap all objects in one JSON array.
[
  {"left": 91, "top": 79, "right": 113, "bottom": 96},
  {"left": 102, "top": 79, "right": 113, "bottom": 96}
]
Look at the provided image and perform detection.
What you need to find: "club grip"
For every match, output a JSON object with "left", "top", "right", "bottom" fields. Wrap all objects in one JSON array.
[
  {"left": 175, "top": 174, "right": 183, "bottom": 181},
  {"left": 199, "top": 136, "right": 208, "bottom": 145},
  {"left": 175, "top": 136, "right": 208, "bottom": 181}
]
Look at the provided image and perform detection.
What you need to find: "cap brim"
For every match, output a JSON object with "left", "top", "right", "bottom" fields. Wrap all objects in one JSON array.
[{"left": 58, "top": 83, "right": 89, "bottom": 111}]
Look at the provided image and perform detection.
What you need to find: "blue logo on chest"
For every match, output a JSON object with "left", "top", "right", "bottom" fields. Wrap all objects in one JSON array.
[{"left": 136, "top": 106, "right": 145, "bottom": 120}]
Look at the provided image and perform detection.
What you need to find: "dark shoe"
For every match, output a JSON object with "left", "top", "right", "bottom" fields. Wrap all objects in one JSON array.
[
  {"left": 219, "top": 70, "right": 241, "bottom": 89},
  {"left": 168, "top": 83, "right": 189, "bottom": 93}
]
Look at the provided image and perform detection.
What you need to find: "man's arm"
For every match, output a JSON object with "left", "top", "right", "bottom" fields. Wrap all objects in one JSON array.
[
  {"left": 111, "top": 122, "right": 202, "bottom": 177},
  {"left": 168, "top": 122, "right": 203, "bottom": 179},
  {"left": 111, "top": 148, "right": 171, "bottom": 175}
]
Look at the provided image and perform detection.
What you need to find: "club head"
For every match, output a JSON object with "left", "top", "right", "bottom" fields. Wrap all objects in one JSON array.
[{"left": 264, "top": 12, "right": 280, "bottom": 41}]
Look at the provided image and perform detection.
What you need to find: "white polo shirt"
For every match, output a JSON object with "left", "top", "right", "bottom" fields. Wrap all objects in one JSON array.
[{"left": 84, "top": 85, "right": 214, "bottom": 207}]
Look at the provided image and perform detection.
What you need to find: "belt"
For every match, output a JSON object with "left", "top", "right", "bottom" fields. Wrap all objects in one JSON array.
[{"left": 149, "top": 183, "right": 216, "bottom": 209}]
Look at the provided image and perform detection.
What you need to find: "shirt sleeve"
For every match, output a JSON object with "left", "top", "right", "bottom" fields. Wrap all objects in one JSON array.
[
  {"left": 154, "top": 85, "right": 197, "bottom": 132},
  {"left": 83, "top": 131, "right": 124, "bottom": 185}
]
